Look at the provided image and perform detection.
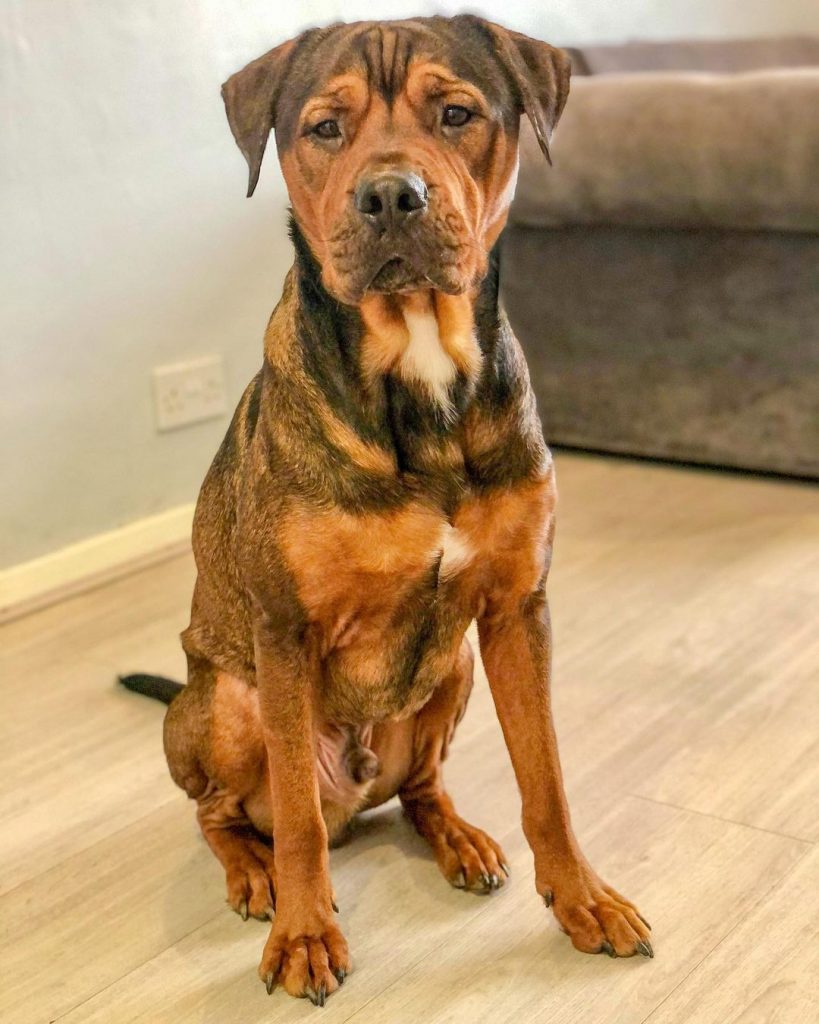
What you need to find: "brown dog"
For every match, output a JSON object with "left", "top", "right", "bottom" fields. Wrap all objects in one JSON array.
[{"left": 122, "top": 14, "right": 651, "bottom": 1005}]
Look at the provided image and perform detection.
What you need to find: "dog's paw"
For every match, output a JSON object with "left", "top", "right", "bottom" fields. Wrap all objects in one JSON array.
[
  {"left": 538, "top": 860, "right": 652, "bottom": 958},
  {"left": 224, "top": 837, "right": 277, "bottom": 921},
  {"left": 259, "top": 915, "right": 350, "bottom": 1004},
  {"left": 431, "top": 814, "right": 509, "bottom": 894}
]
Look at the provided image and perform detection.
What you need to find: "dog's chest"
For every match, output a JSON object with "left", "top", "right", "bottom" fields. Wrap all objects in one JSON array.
[
  {"left": 277, "top": 470, "right": 552, "bottom": 723},
  {"left": 279, "top": 495, "right": 475, "bottom": 621},
  {"left": 277, "top": 491, "right": 472, "bottom": 716}
]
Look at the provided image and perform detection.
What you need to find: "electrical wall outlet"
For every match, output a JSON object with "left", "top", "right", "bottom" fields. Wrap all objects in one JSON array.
[{"left": 152, "top": 355, "right": 227, "bottom": 432}]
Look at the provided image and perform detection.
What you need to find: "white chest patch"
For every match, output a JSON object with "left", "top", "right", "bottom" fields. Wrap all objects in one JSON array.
[
  {"left": 399, "top": 309, "right": 457, "bottom": 417},
  {"left": 438, "top": 523, "right": 474, "bottom": 582}
]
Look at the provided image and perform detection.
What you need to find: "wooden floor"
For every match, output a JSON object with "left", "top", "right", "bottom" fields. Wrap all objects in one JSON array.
[{"left": 2, "top": 452, "right": 818, "bottom": 1024}]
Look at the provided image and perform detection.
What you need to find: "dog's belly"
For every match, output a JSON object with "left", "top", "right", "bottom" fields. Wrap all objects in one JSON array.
[{"left": 210, "top": 671, "right": 416, "bottom": 844}]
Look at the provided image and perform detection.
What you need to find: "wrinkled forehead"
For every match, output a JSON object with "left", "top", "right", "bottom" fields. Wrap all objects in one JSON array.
[{"left": 274, "top": 18, "right": 515, "bottom": 146}]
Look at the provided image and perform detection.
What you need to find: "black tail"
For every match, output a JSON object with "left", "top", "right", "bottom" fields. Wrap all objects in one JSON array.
[{"left": 118, "top": 673, "right": 184, "bottom": 705}]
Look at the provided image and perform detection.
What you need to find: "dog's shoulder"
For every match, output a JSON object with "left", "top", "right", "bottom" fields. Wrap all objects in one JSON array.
[{"left": 462, "top": 305, "right": 551, "bottom": 492}]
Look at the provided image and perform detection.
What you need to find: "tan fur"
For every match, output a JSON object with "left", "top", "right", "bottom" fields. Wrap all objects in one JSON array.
[
  {"left": 455, "top": 474, "right": 557, "bottom": 609},
  {"left": 359, "top": 293, "right": 411, "bottom": 379},
  {"left": 318, "top": 404, "right": 398, "bottom": 475},
  {"left": 433, "top": 291, "right": 483, "bottom": 379}
]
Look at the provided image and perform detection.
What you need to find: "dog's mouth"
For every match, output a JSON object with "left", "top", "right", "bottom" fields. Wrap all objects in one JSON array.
[
  {"left": 327, "top": 227, "right": 470, "bottom": 304},
  {"left": 368, "top": 256, "right": 429, "bottom": 294}
]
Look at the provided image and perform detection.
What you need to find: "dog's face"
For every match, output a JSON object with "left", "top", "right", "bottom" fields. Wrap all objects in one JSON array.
[{"left": 222, "top": 16, "right": 570, "bottom": 305}]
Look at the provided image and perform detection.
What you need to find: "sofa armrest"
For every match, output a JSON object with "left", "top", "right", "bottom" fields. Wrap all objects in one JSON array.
[{"left": 511, "top": 69, "right": 819, "bottom": 233}]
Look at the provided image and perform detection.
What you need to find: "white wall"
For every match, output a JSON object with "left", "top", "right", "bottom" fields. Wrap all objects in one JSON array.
[{"left": 3, "top": 0, "right": 818, "bottom": 568}]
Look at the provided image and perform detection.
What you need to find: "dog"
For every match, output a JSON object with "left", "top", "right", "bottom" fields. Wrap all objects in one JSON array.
[{"left": 122, "top": 14, "right": 651, "bottom": 1006}]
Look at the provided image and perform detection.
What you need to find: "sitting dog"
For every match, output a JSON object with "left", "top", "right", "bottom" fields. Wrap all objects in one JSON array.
[{"left": 122, "top": 14, "right": 651, "bottom": 1006}]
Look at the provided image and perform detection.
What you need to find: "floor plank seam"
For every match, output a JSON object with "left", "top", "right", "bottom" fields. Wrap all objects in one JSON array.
[
  {"left": 49, "top": 910, "right": 227, "bottom": 1024},
  {"left": 629, "top": 793, "right": 813, "bottom": 845},
  {"left": 335, "top": 889, "right": 515, "bottom": 1024},
  {"left": 637, "top": 843, "right": 816, "bottom": 1024},
  {"left": 0, "top": 795, "right": 185, "bottom": 902}
]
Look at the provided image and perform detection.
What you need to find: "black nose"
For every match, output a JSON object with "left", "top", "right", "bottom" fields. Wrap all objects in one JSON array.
[{"left": 354, "top": 171, "right": 428, "bottom": 231}]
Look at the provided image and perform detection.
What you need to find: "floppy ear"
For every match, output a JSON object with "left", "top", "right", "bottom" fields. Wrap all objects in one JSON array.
[
  {"left": 221, "top": 38, "right": 298, "bottom": 197},
  {"left": 486, "top": 23, "right": 572, "bottom": 165}
]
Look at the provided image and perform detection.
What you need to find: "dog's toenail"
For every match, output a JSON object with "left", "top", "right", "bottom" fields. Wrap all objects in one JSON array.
[
  {"left": 600, "top": 940, "right": 616, "bottom": 957},
  {"left": 265, "top": 971, "right": 275, "bottom": 994},
  {"left": 637, "top": 940, "right": 654, "bottom": 958},
  {"left": 543, "top": 890, "right": 554, "bottom": 907}
]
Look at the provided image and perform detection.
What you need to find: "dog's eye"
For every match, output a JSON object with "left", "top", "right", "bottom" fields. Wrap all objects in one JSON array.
[
  {"left": 312, "top": 119, "right": 341, "bottom": 140},
  {"left": 442, "top": 105, "right": 472, "bottom": 128}
]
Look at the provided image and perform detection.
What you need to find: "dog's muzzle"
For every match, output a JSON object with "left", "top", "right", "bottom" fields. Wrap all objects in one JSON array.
[
  {"left": 327, "top": 168, "right": 469, "bottom": 301},
  {"left": 354, "top": 171, "right": 429, "bottom": 235},
  {"left": 352, "top": 171, "right": 432, "bottom": 293}
]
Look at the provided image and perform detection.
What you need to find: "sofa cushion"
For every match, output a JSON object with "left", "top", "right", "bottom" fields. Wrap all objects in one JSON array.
[
  {"left": 512, "top": 69, "right": 819, "bottom": 233},
  {"left": 574, "top": 36, "right": 819, "bottom": 74}
]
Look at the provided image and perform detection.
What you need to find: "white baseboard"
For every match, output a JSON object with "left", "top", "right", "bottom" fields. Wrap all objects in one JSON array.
[{"left": 0, "top": 504, "right": 195, "bottom": 624}]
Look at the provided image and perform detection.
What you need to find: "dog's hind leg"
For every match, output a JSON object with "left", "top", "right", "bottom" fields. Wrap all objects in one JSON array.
[
  {"left": 399, "top": 637, "right": 509, "bottom": 894},
  {"left": 196, "top": 791, "right": 277, "bottom": 920},
  {"left": 163, "top": 657, "right": 276, "bottom": 920}
]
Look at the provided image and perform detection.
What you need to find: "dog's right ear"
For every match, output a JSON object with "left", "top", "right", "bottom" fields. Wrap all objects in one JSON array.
[{"left": 221, "top": 38, "right": 298, "bottom": 197}]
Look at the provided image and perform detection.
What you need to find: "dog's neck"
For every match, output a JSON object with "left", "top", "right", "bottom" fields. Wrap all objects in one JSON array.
[
  {"left": 283, "top": 219, "right": 503, "bottom": 425},
  {"left": 259, "top": 223, "right": 521, "bottom": 502}
]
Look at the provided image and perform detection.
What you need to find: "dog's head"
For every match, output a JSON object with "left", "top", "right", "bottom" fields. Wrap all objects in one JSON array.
[{"left": 222, "top": 16, "right": 570, "bottom": 305}]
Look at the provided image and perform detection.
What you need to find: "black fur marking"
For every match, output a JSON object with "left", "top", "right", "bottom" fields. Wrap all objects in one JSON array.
[
  {"left": 243, "top": 372, "right": 262, "bottom": 446},
  {"left": 391, "top": 559, "right": 442, "bottom": 701}
]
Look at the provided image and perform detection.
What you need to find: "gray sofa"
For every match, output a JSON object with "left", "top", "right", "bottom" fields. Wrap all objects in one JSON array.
[{"left": 501, "top": 38, "right": 819, "bottom": 478}]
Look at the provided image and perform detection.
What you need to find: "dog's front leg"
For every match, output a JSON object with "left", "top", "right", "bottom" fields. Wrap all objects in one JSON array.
[
  {"left": 478, "top": 582, "right": 653, "bottom": 959},
  {"left": 253, "top": 619, "right": 349, "bottom": 1004}
]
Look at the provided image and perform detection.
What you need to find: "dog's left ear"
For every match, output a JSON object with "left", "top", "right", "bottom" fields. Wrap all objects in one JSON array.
[
  {"left": 221, "top": 37, "right": 299, "bottom": 197},
  {"left": 480, "top": 20, "right": 572, "bottom": 165}
]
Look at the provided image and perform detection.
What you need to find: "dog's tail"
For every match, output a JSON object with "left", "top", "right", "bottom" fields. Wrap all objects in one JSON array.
[{"left": 118, "top": 673, "right": 184, "bottom": 705}]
